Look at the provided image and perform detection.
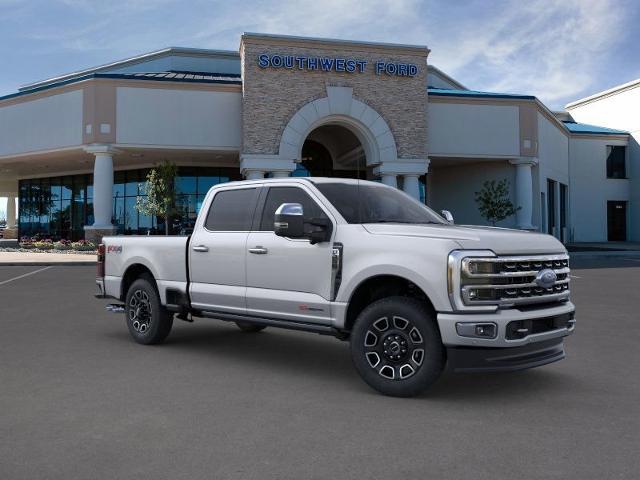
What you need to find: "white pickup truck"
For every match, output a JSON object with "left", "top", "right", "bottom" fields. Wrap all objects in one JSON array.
[{"left": 96, "top": 177, "right": 576, "bottom": 397}]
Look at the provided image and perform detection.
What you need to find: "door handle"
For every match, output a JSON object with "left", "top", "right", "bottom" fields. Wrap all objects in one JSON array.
[
  {"left": 192, "top": 245, "right": 209, "bottom": 252},
  {"left": 248, "top": 246, "right": 268, "bottom": 255}
]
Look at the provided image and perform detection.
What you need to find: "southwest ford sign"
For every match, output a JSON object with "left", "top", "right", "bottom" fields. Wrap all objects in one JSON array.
[{"left": 257, "top": 54, "right": 418, "bottom": 77}]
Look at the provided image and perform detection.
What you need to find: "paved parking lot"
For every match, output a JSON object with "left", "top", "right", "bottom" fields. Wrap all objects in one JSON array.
[{"left": 1, "top": 258, "right": 639, "bottom": 479}]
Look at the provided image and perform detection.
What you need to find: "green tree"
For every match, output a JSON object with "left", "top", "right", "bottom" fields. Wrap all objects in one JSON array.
[
  {"left": 135, "top": 161, "right": 178, "bottom": 235},
  {"left": 474, "top": 179, "right": 520, "bottom": 226}
]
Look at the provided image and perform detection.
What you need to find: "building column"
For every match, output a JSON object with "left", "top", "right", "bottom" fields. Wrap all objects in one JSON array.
[
  {"left": 401, "top": 174, "right": 421, "bottom": 199},
  {"left": 509, "top": 157, "right": 538, "bottom": 230},
  {"left": 2, "top": 194, "right": 18, "bottom": 240},
  {"left": 6, "top": 195, "right": 16, "bottom": 229},
  {"left": 373, "top": 159, "right": 429, "bottom": 201},
  {"left": 244, "top": 170, "right": 265, "bottom": 180},
  {"left": 240, "top": 154, "right": 295, "bottom": 180},
  {"left": 84, "top": 145, "right": 118, "bottom": 242},
  {"left": 380, "top": 174, "right": 397, "bottom": 188}
]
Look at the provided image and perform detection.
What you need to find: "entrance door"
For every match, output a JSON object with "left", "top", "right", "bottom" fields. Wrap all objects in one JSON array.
[
  {"left": 607, "top": 201, "right": 627, "bottom": 241},
  {"left": 245, "top": 184, "right": 335, "bottom": 324}
]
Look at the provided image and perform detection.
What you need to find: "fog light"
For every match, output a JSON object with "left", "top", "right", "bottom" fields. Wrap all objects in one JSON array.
[
  {"left": 456, "top": 322, "right": 498, "bottom": 339},
  {"left": 475, "top": 324, "right": 495, "bottom": 337}
]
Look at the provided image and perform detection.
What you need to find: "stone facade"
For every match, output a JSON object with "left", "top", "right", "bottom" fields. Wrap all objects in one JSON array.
[{"left": 240, "top": 34, "right": 429, "bottom": 162}]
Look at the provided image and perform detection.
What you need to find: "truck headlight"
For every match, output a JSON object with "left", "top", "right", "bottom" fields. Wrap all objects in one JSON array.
[{"left": 447, "top": 250, "right": 499, "bottom": 312}]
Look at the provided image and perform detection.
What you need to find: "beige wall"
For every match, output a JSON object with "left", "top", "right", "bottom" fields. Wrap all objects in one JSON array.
[
  {"left": 116, "top": 86, "right": 242, "bottom": 149},
  {"left": 240, "top": 35, "right": 429, "bottom": 159},
  {"left": 0, "top": 90, "right": 83, "bottom": 157},
  {"left": 427, "top": 102, "right": 520, "bottom": 157}
]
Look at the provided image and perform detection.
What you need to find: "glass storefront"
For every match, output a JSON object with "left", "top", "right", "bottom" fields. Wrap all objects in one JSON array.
[{"left": 19, "top": 167, "right": 240, "bottom": 240}]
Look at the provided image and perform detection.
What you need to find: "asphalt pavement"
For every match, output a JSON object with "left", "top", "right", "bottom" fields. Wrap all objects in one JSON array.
[{"left": 0, "top": 258, "right": 639, "bottom": 479}]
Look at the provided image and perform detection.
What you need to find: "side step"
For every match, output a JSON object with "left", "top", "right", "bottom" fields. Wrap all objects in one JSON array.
[
  {"left": 106, "top": 304, "right": 125, "bottom": 313},
  {"left": 199, "top": 310, "right": 340, "bottom": 336}
]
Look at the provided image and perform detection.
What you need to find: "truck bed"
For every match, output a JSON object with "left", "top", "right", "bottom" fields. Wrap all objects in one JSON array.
[{"left": 103, "top": 235, "right": 189, "bottom": 303}]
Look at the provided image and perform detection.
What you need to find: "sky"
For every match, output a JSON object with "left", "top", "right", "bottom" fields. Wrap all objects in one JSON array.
[{"left": 1, "top": 0, "right": 639, "bottom": 216}]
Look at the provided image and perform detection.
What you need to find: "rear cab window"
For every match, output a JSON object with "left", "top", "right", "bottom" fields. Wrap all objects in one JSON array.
[{"left": 204, "top": 188, "right": 258, "bottom": 231}]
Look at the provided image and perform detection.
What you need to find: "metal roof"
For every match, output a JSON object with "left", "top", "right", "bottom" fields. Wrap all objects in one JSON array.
[
  {"left": 562, "top": 121, "right": 628, "bottom": 135},
  {"left": 428, "top": 87, "right": 535, "bottom": 100},
  {"left": 19, "top": 47, "right": 240, "bottom": 92},
  {"left": 0, "top": 71, "right": 242, "bottom": 103}
]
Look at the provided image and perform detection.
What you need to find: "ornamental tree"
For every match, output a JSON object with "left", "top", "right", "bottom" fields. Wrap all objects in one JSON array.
[
  {"left": 135, "top": 161, "right": 178, "bottom": 235},
  {"left": 474, "top": 179, "right": 520, "bottom": 226}
]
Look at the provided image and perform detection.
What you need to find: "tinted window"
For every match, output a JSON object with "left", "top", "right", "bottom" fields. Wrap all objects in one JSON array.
[
  {"left": 260, "top": 187, "right": 327, "bottom": 231},
  {"left": 316, "top": 183, "right": 445, "bottom": 224},
  {"left": 205, "top": 188, "right": 258, "bottom": 231},
  {"left": 606, "top": 146, "right": 626, "bottom": 179}
]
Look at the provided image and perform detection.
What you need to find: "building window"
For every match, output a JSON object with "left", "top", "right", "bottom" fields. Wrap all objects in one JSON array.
[
  {"left": 606, "top": 146, "right": 626, "bottom": 179},
  {"left": 18, "top": 166, "right": 240, "bottom": 240}
]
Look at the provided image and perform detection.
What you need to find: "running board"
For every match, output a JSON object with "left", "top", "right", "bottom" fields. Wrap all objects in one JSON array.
[
  {"left": 106, "top": 304, "right": 125, "bottom": 313},
  {"left": 199, "top": 310, "right": 339, "bottom": 336}
]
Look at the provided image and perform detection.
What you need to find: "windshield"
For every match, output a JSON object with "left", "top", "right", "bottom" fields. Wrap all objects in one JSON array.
[{"left": 315, "top": 182, "right": 446, "bottom": 225}]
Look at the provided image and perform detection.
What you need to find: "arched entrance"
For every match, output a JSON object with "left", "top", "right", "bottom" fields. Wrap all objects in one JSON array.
[{"left": 295, "top": 124, "right": 368, "bottom": 179}]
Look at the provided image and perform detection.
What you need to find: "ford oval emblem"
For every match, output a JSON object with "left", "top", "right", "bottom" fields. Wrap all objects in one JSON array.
[{"left": 534, "top": 268, "right": 557, "bottom": 289}]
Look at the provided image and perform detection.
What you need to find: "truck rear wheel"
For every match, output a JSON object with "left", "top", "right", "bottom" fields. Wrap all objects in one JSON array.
[
  {"left": 350, "top": 296, "right": 445, "bottom": 397},
  {"left": 125, "top": 275, "right": 173, "bottom": 345},
  {"left": 235, "top": 321, "right": 266, "bottom": 333}
]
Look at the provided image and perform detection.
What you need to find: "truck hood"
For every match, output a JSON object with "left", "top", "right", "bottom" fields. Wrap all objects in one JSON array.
[{"left": 363, "top": 224, "right": 566, "bottom": 255}]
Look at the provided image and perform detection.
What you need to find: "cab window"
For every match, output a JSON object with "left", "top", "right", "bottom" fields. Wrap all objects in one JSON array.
[
  {"left": 259, "top": 187, "right": 328, "bottom": 231},
  {"left": 204, "top": 188, "right": 258, "bottom": 231}
]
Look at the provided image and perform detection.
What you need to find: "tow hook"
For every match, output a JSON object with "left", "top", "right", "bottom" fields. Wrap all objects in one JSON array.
[{"left": 106, "top": 304, "right": 126, "bottom": 313}]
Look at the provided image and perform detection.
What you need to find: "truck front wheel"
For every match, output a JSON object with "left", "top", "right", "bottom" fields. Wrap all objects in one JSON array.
[
  {"left": 125, "top": 275, "right": 173, "bottom": 345},
  {"left": 350, "top": 296, "right": 445, "bottom": 397}
]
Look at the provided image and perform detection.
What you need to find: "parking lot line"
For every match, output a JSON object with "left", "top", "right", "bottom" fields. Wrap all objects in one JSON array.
[{"left": 0, "top": 266, "right": 52, "bottom": 286}]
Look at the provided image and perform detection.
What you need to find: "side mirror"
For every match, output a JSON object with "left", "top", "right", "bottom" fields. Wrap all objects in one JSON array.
[
  {"left": 274, "top": 203, "right": 304, "bottom": 238},
  {"left": 441, "top": 210, "right": 454, "bottom": 223},
  {"left": 307, "top": 217, "right": 332, "bottom": 245}
]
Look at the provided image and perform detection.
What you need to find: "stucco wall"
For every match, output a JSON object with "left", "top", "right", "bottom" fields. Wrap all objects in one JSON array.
[
  {"left": 116, "top": 87, "right": 242, "bottom": 148},
  {"left": 568, "top": 86, "right": 639, "bottom": 241},
  {"left": 241, "top": 37, "right": 428, "bottom": 159},
  {"left": 427, "top": 102, "right": 520, "bottom": 157},
  {"left": 536, "top": 113, "right": 570, "bottom": 236},
  {"left": 568, "top": 136, "right": 630, "bottom": 242},
  {"left": 428, "top": 161, "right": 517, "bottom": 228},
  {"left": 0, "top": 90, "right": 83, "bottom": 156}
]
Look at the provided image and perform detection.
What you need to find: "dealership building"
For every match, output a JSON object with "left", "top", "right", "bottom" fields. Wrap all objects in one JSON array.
[{"left": 0, "top": 33, "right": 636, "bottom": 243}]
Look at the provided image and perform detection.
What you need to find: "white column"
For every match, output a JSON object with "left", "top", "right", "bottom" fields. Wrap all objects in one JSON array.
[
  {"left": 6, "top": 195, "right": 16, "bottom": 229},
  {"left": 270, "top": 171, "right": 290, "bottom": 178},
  {"left": 380, "top": 174, "right": 397, "bottom": 188},
  {"left": 245, "top": 170, "right": 265, "bottom": 180},
  {"left": 510, "top": 158, "right": 538, "bottom": 230},
  {"left": 402, "top": 174, "right": 421, "bottom": 200},
  {"left": 84, "top": 145, "right": 118, "bottom": 239}
]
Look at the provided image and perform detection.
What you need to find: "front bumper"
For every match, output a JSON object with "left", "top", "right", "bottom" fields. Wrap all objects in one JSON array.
[
  {"left": 447, "top": 338, "right": 565, "bottom": 373},
  {"left": 437, "top": 301, "right": 576, "bottom": 348}
]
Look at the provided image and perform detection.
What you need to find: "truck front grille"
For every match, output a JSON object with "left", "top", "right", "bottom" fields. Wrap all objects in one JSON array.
[{"left": 460, "top": 254, "right": 570, "bottom": 308}]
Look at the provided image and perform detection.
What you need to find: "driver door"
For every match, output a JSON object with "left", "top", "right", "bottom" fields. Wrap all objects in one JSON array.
[{"left": 245, "top": 185, "right": 335, "bottom": 324}]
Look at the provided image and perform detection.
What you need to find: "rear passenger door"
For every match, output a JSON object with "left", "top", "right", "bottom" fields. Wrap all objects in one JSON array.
[
  {"left": 245, "top": 185, "right": 335, "bottom": 324},
  {"left": 189, "top": 187, "right": 259, "bottom": 314}
]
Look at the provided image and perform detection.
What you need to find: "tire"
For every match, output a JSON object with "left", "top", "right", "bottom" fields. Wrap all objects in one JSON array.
[
  {"left": 235, "top": 321, "right": 267, "bottom": 333},
  {"left": 350, "top": 296, "right": 445, "bottom": 397},
  {"left": 125, "top": 275, "right": 173, "bottom": 345}
]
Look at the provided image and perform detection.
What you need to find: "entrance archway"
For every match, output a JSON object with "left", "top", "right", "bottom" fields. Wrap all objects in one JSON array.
[{"left": 296, "top": 124, "right": 368, "bottom": 179}]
